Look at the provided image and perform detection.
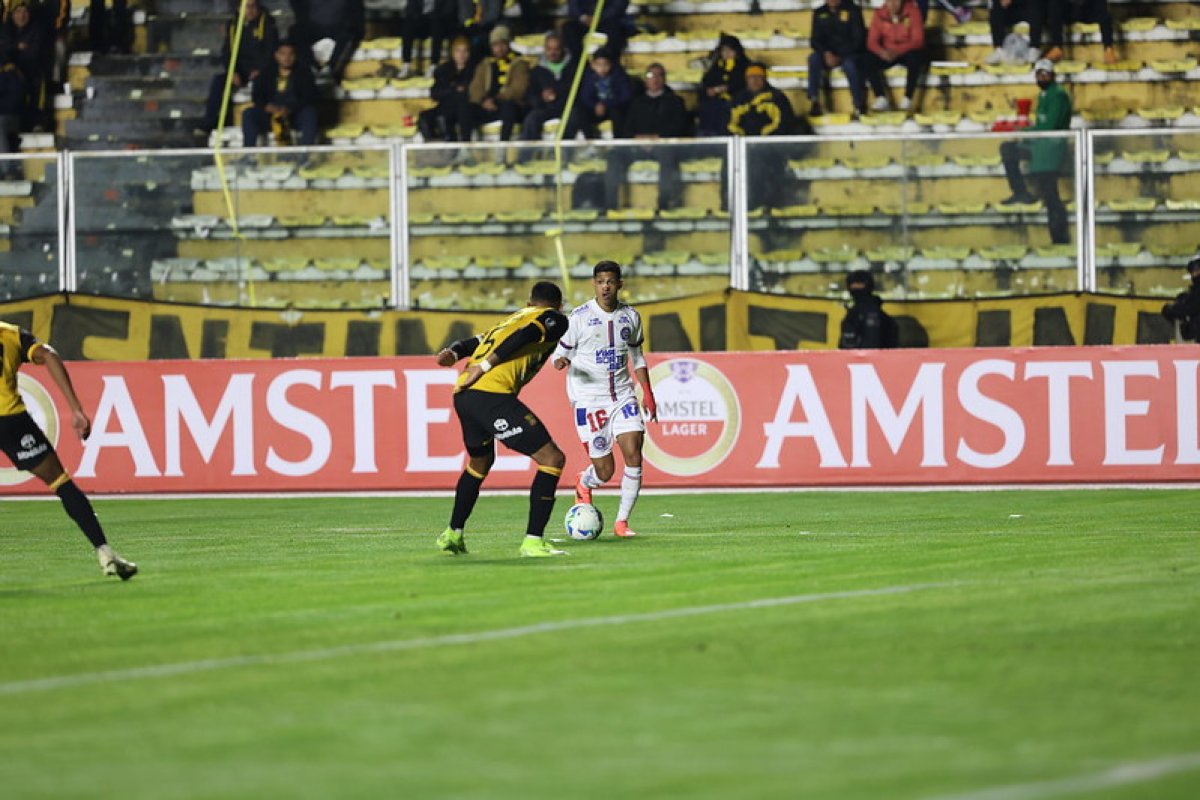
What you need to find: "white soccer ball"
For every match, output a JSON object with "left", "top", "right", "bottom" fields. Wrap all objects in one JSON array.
[{"left": 564, "top": 503, "right": 604, "bottom": 540}]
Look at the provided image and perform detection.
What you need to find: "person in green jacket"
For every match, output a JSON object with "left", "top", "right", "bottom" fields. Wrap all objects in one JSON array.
[{"left": 999, "top": 58, "right": 1072, "bottom": 244}]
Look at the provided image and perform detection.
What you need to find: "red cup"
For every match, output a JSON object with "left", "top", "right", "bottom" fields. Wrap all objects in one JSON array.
[{"left": 1015, "top": 98, "right": 1032, "bottom": 116}]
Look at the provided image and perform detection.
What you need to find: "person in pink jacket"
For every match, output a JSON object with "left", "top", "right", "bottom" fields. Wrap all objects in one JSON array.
[{"left": 864, "top": 0, "right": 927, "bottom": 112}]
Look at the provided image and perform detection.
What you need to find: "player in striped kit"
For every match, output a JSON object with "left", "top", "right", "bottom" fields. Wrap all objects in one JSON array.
[{"left": 553, "top": 261, "right": 658, "bottom": 538}]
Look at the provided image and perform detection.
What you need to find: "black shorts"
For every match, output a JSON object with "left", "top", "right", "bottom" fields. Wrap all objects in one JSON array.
[
  {"left": 453, "top": 390, "right": 552, "bottom": 458},
  {"left": 0, "top": 411, "right": 54, "bottom": 471}
]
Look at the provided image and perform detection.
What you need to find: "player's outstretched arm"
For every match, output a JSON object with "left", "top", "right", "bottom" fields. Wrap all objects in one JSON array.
[
  {"left": 436, "top": 335, "right": 482, "bottom": 367},
  {"left": 32, "top": 345, "right": 92, "bottom": 440}
]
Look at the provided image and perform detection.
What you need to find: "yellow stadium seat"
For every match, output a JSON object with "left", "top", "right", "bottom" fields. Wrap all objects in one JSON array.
[
  {"left": 316, "top": 258, "right": 361, "bottom": 272},
  {"left": 860, "top": 112, "right": 907, "bottom": 126},
  {"left": 299, "top": 164, "right": 346, "bottom": 180},
  {"left": 643, "top": 251, "right": 690, "bottom": 266},
  {"left": 759, "top": 249, "right": 804, "bottom": 262},
  {"left": 514, "top": 160, "right": 558, "bottom": 176},
  {"left": 841, "top": 155, "right": 891, "bottom": 170},
  {"left": 567, "top": 159, "right": 605, "bottom": 174},
  {"left": 1150, "top": 59, "right": 1198, "bottom": 74},
  {"left": 825, "top": 203, "right": 875, "bottom": 216},
  {"left": 410, "top": 165, "right": 453, "bottom": 179},
  {"left": 1123, "top": 149, "right": 1169, "bottom": 164},
  {"left": 606, "top": 208, "right": 656, "bottom": 221},
  {"left": 946, "top": 22, "right": 989, "bottom": 36},
  {"left": 342, "top": 77, "right": 388, "bottom": 92},
  {"left": 1053, "top": 60, "right": 1087, "bottom": 75},
  {"left": 369, "top": 124, "right": 415, "bottom": 139},
  {"left": 995, "top": 199, "right": 1042, "bottom": 213},
  {"left": 476, "top": 255, "right": 525, "bottom": 269},
  {"left": 352, "top": 165, "right": 390, "bottom": 180},
  {"left": 1178, "top": 151, "right": 1200, "bottom": 163},
  {"left": 674, "top": 68, "right": 704, "bottom": 83},
  {"left": 903, "top": 153, "right": 947, "bottom": 168},
  {"left": 1165, "top": 199, "right": 1200, "bottom": 211},
  {"left": 979, "top": 245, "right": 1028, "bottom": 260},
  {"left": 1069, "top": 22, "right": 1100, "bottom": 35},
  {"left": 866, "top": 246, "right": 914, "bottom": 262},
  {"left": 1165, "top": 19, "right": 1200, "bottom": 32},
  {"left": 659, "top": 207, "right": 709, "bottom": 219},
  {"left": 1081, "top": 107, "right": 1128, "bottom": 122},
  {"left": 364, "top": 37, "right": 402, "bottom": 50},
  {"left": 459, "top": 161, "right": 506, "bottom": 176},
  {"left": 952, "top": 154, "right": 1002, "bottom": 167},
  {"left": 495, "top": 209, "right": 544, "bottom": 223},
  {"left": 1150, "top": 244, "right": 1197, "bottom": 258},
  {"left": 332, "top": 215, "right": 379, "bottom": 227},
  {"left": 880, "top": 202, "right": 930, "bottom": 216},
  {"left": 1137, "top": 107, "right": 1185, "bottom": 121},
  {"left": 425, "top": 255, "right": 472, "bottom": 270},
  {"left": 562, "top": 209, "right": 599, "bottom": 221},
  {"left": 1099, "top": 243, "right": 1142, "bottom": 258},
  {"left": 278, "top": 215, "right": 327, "bottom": 228},
  {"left": 439, "top": 212, "right": 489, "bottom": 224},
  {"left": 921, "top": 246, "right": 971, "bottom": 260},
  {"left": 680, "top": 158, "right": 724, "bottom": 174},
  {"left": 326, "top": 124, "right": 366, "bottom": 139},
  {"left": 788, "top": 157, "right": 836, "bottom": 170},
  {"left": 678, "top": 29, "right": 720, "bottom": 42},
  {"left": 769, "top": 205, "right": 818, "bottom": 218},
  {"left": 981, "top": 64, "right": 1030, "bottom": 77},
  {"left": 1100, "top": 59, "right": 1142, "bottom": 72},
  {"left": 264, "top": 257, "right": 309, "bottom": 273},
  {"left": 1106, "top": 198, "right": 1157, "bottom": 212},
  {"left": 810, "top": 114, "right": 852, "bottom": 127},
  {"left": 629, "top": 160, "right": 660, "bottom": 173},
  {"left": 1119, "top": 18, "right": 1158, "bottom": 33},
  {"left": 937, "top": 201, "right": 986, "bottom": 214},
  {"left": 810, "top": 247, "right": 859, "bottom": 264},
  {"left": 916, "top": 111, "right": 963, "bottom": 126},
  {"left": 389, "top": 77, "right": 434, "bottom": 90},
  {"left": 1092, "top": 151, "right": 1115, "bottom": 165},
  {"left": 1035, "top": 245, "right": 1075, "bottom": 259},
  {"left": 408, "top": 212, "right": 435, "bottom": 225},
  {"left": 698, "top": 253, "right": 728, "bottom": 266}
]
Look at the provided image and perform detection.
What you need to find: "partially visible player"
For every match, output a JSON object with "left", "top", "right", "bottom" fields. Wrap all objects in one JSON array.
[
  {"left": 1, "top": 322, "right": 137, "bottom": 580},
  {"left": 435, "top": 281, "right": 571, "bottom": 558},
  {"left": 552, "top": 261, "right": 657, "bottom": 538}
]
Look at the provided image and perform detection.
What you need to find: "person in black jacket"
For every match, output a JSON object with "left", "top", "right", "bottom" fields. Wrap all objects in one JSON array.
[
  {"left": 242, "top": 40, "right": 318, "bottom": 146},
  {"left": 89, "top": 0, "right": 130, "bottom": 55},
  {"left": 839, "top": 270, "right": 898, "bottom": 349},
  {"left": 0, "top": 49, "right": 24, "bottom": 153},
  {"left": 519, "top": 32, "right": 572, "bottom": 142},
  {"left": 202, "top": 0, "right": 279, "bottom": 134},
  {"left": 419, "top": 35, "right": 475, "bottom": 142},
  {"left": 289, "top": 0, "right": 364, "bottom": 81},
  {"left": 698, "top": 33, "right": 748, "bottom": 137},
  {"left": 563, "top": 0, "right": 630, "bottom": 70},
  {"left": 807, "top": 0, "right": 869, "bottom": 116},
  {"left": 1162, "top": 256, "right": 1200, "bottom": 342},
  {"left": 1, "top": 1, "right": 47, "bottom": 128},
  {"left": 728, "top": 64, "right": 801, "bottom": 210},
  {"left": 604, "top": 63, "right": 692, "bottom": 210}
]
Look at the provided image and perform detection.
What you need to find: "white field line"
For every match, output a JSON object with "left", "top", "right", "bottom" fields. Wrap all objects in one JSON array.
[
  {"left": 925, "top": 752, "right": 1200, "bottom": 800},
  {"left": 4, "top": 484, "right": 1198, "bottom": 501},
  {"left": 0, "top": 582, "right": 946, "bottom": 696}
]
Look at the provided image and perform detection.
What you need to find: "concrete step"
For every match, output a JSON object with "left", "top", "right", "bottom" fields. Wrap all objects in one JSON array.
[
  {"left": 87, "top": 74, "right": 216, "bottom": 96},
  {"left": 87, "top": 52, "right": 222, "bottom": 78},
  {"left": 77, "top": 97, "right": 207, "bottom": 121}
]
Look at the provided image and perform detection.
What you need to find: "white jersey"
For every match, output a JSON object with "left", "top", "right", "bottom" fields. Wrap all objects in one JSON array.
[{"left": 554, "top": 299, "right": 647, "bottom": 404}]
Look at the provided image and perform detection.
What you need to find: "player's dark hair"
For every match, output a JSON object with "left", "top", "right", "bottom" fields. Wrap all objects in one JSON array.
[
  {"left": 593, "top": 260, "right": 622, "bottom": 279},
  {"left": 529, "top": 281, "right": 563, "bottom": 307}
]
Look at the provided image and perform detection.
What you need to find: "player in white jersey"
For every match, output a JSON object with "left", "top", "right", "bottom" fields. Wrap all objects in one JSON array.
[{"left": 552, "top": 261, "right": 658, "bottom": 537}]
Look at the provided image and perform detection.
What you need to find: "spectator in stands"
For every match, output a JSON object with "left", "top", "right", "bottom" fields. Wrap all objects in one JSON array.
[
  {"left": 88, "top": 0, "right": 131, "bottom": 55},
  {"left": 462, "top": 0, "right": 503, "bottom": 59},
  {"left": 519, "top": 32, "right": 573, "bottom": 142},
  {"left": 402, "top": 0, "right": 471, "bottom": 77},
  {"left": 985, "top": 0, "right": 1042, "bottom": 66},
  {"left": 915, "top": 0, "right": 971, "bottom": 25},
  {"left": 839, "top": 270, "right": 898, "bottom": 349},
  {"left": 999, "top": 58, "right": 1071, "bottom": 244},
  {"left": 572, "top": 46, "right": 632, "bottom": 138},
  {"left": 728, "top": 64, "right": 802, "bottom": 210},
  {"left": 807, "top": 0, "right": 869, "bottom": 117},
  {"left": 563, "top": 0, "right": 630, "bottom": 69},
  {"left": 1161, "top": 256, "right": 1200, "bottom": 342},
  {"left": 242, "top": 39, "right": 318, "bottom": 147},
  {"left": 202, "top": 0, "right": 279, "bottom": 135},
  {"left": 2, "top": 1, "right": 48, "bottom": 129},
  {"left": 0, "top": 48, "right": 25, "bottom": 152},
  {"left": 420, "top": 35, "right": 476, "bottom": 142},
  {"left": 289, "top": 0, "right": 365, "bottom": 82},
  {"left": 468, "top": 25, "right": 529, "bottom": 142},
  {"left": 699, "top": 33, "right": 748, "bottom": 137},
  {"left": 1039, "top": 0, "right": 1117, "bottom": 65},
  {"left": 604, "top": 62, "right": 691, "bottom": 211},
  {"left": 865, "top": 0, "right": 926, "bottom": 112}
]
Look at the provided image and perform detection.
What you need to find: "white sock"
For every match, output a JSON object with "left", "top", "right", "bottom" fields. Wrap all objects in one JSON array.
[
  {"left": 617, "top": 466, "right": 642, "bottom": 523},
  {"left": 581, "top": 465, "right": 605, "bottom": 489}
]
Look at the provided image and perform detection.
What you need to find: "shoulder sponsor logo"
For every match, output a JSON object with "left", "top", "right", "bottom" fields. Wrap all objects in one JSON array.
[
  {"left": 1, "top": 374, "right": 58, "bottom": 486},
  {"left": 643, "top": 358, "right": 741, "bottom": 477}
]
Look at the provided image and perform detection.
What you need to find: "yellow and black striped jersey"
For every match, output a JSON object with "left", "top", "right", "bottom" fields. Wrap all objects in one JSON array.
[
  {"left": 0, "top": 322, "right": 44, "bottom": 416},
  {"left": 457, "top": 305, "right": 567, "bottom": 395}
]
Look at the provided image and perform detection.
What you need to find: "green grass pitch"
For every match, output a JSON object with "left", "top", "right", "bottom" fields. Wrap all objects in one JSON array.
[{"left": 2, "top": 489, "right": 1198, "bottom": 799}]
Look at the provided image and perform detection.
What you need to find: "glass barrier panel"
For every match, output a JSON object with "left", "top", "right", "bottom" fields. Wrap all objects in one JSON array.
[
  {"left": 744, "top": 132, "right": 1079, "bottom": 299},
  {"left": 0, "top": 155, "right": 61, "bottom": 302},
  {"left": 1090, "top": 130, "right": 1200, "bottom": 298},
  {"left": 72, "top": 147, "right": 393, "bottom": 308},
  {"left": 404, "top": 139, "right": 733, "bottom": 311}
]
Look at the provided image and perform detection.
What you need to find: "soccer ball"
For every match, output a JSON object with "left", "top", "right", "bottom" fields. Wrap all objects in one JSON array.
[{"left": 564, "top": 503, "right": 604, "bottom": 540}]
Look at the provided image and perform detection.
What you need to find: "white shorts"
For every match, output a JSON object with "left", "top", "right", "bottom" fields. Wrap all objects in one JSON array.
[{"left": 573, "top": 396, "right": 645, "bottom": 458}]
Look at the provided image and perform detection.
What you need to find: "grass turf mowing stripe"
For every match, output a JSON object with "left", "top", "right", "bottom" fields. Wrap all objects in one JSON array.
[
  {"left": 925, "top": 752, "right": 1200, "bottom": 800},
  {"left": 0, "top": 581, "right": 948, "bottom": 696}
]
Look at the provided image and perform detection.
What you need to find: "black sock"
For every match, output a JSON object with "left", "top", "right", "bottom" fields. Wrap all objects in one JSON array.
[
  {"left": 526, "top": 467, "right": 561, "bottom": 537},
  {"left": 449, "top": 469, "right": 485, "bottom": 530},
  {"left": 56, "top": 481, "right": 108, "bottom": 549}
]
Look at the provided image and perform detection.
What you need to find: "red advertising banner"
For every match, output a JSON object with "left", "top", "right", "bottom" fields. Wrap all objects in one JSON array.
[{"left": 3, "top": 347, "right": 1198, "bottom": 494}]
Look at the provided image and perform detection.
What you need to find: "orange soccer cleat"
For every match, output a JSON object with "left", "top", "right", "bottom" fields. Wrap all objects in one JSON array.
[
  {"left": 574, "top": 472, "right": 592, "bottom": 505},
  {"left": 613, "top": 520, "right": 638, "bottom": 538}
]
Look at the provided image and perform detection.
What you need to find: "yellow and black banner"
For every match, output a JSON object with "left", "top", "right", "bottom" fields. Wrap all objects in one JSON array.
[{"left": 0, "top": 291, "right": 1178, "bottom": 361}]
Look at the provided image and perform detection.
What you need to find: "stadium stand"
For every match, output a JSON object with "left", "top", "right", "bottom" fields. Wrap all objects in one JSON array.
[{"left": 0, "top": 0, "right": 1195, "bottom": 309}]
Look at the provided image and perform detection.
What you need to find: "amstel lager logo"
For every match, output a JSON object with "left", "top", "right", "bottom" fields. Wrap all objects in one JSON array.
[
  {"left": 0, "top": 373, "right": 59, "bottom": 486},
  {"left": 643, "top": 358, "right": 741, "bottom": 477}
]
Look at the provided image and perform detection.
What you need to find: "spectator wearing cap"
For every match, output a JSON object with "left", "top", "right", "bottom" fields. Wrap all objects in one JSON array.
[
  {"left": 520, "top": 32, "right": 573, "bottom": 142},
  {"left": 999, "top": 58, "right": 1072, "bottom": 244},
  {"left": 289, "top": 0, "right": 365, "bottom": 81},
  {"left": 468, "top": 24, "right": 529, "bottom": 141},
  {"left": 571, "top": 46, "right": 632, "bottom": 138},
  {"left": 864, "top": 0, "right": 926, "bottom": 112},
  {"left": 807, "top": 0, "right": 869, "bottom": 117},
  {"left": 242, "top": 39, "right": 319, "bottom": 147},
  {"left": 728, "top": 64, "right": 803, "bottom": 209},
  {"left": 604, "top": 62, "right": 692, "bottom": 211},
  {"left": 202, "top": 0, "right": 279, "bottom": 135},
  {"left": 562, "top": 0, "right": 631, "bottom": 71},
  {"left": 699, "top": 33, "right": 748, "bottom": 137},
  {"left": 420, "top": 35, "right": 476, "bottom": 142}
]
